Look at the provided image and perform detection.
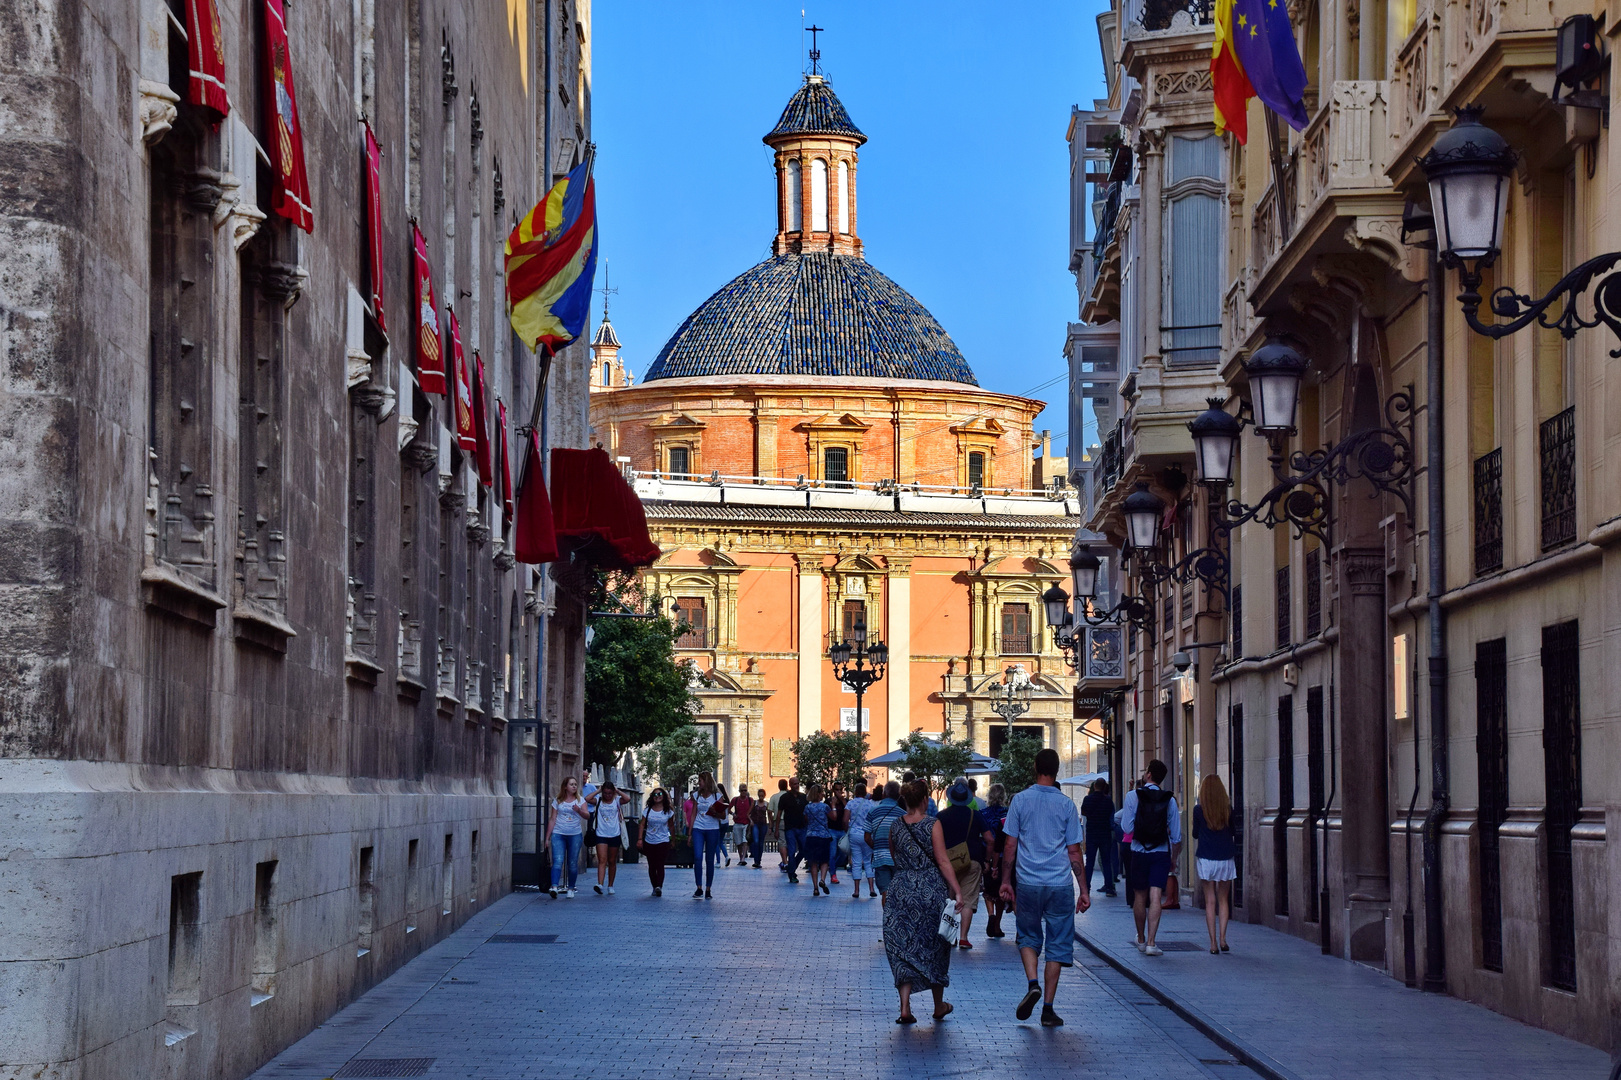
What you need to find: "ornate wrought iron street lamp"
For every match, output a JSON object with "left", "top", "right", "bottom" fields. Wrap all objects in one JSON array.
[
  {"left": 988, "top": 664, "right": 1033, "bottom": 737},
  {"left": 829, "top": 619, "right": 887, "bottom": 735},
  {"left": 1421, "top": 105, "right": 1621, "bottom": 352},
  {"left": 1045, "top": 545, "right": 1154, "bottom": 666}
]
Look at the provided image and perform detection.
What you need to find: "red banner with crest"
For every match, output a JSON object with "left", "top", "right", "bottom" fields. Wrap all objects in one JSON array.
[
  {"left": 186, "top": 0, "right": 229, "bottom": 117},
  {"left": 450, "top": 312, "right": 476, "bottom": 452},
  {"left": 411, "top": 225, "right": 446, "bottom": 395},
  {"left": 364, "top": 124, "right": 386, "bottom": 330},
  {"left": 262, "top": 0, "right": 312, "bottom": 231}
]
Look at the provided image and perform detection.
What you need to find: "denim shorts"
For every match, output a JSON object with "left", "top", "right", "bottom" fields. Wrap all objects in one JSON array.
[{"left": 1014, "top": 882, "right": 1075, "bottom": 966}]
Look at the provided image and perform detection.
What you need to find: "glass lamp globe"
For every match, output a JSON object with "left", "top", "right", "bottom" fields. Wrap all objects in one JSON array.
[
  {"left": 1418, "top": 105, "right": 1515, "bottom": 266},
  {"left": 1188, "top": 398, "right": 1242, "bottom": 485},
  {"left": 1244, "top": 340, "right": 1309, "bottom": 437},
  {"left": 1069, "top": 544, "right": 1102, "bottom": 601},
  {"left": 1121, "top": 482, "right": 1166, "bottom": 552}
]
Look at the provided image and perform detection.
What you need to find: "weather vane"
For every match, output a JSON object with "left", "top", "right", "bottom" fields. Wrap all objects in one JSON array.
[
  {"left": 596, "top": 258, "right": 618, "bottom": 320},
  {"left": 806, "top": 24, "right": 823, "bottom": 76}
]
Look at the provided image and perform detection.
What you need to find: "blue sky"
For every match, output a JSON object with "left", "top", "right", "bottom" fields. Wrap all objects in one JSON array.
[{"left": 591, "top": 1, "right": 1107, "bottom": 451}]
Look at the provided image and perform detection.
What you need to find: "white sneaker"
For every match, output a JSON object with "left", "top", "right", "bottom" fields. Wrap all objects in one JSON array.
[
  {"left": 566, "top": 888, "right": 576, "bottom": 898},
  {"left": 607, "top": 886, "right": 615, "bottom": 894},
  {"left": 1134, "top": 940, "right": 1146, "bottom": 952},
  {"left": 1144, "top": 945, "right": 1163, "bottom": 957}
]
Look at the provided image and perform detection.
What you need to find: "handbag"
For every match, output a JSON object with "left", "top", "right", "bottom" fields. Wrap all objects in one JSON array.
[
  {"left": 945, "top": 841, "right": 973, "bottom": 874},
  {"left": 937, "top": 899, "right": 962, "bottom": 944},
  {"left": 837, "top": 833, "right": 851, "bottom": 858},
  {"left": 1162, "top": 872, "right": 1181, "bottom": 909}
]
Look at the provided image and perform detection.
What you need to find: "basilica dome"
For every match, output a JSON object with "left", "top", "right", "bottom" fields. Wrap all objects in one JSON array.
[
  {"left": 640, "top": 252, "right": 978, "bottom": 385},
  {"left": 640, "top": 75, "right": 977, "bottom": 387}
]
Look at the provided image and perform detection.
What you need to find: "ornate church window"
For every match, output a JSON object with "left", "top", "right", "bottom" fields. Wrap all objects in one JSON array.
[
  {"left": 812, "top": 158, "right": 829, "bottom": 231},
  {"left": 786, "top": 159, "right": 803, "bottom": 231}
]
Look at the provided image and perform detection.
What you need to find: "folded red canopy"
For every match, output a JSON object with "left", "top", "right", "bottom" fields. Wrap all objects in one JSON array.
[{"left": 548, "top": 447, "right": 660, "bottom": 571}]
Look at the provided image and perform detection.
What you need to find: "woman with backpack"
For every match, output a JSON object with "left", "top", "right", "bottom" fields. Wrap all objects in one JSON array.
[
  {"left": 640, "top": 788, "right": 676, "bottom": 897},
  {"left": 691, "top": 772, "right": 727, "bottom": 899},
  {"left": 586, "top": 780, "right": 631, "bottom": 895},
  {"left": 1194, "top": 774, "right": 1237, "bottom": 954},
  {"left": 937, "top": 781, "right": 994, "bottom": 949}
]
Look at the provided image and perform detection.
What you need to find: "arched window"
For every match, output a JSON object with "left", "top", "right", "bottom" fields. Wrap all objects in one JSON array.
[
  {"left": 812, "top": 159, "right": 829, "bottom": 232},
  {"left": 601, "top": 362, "right": 611, "bottom": 384},
  {"left": 786, "top": 159, "right": 803, "bottom": 231},
  {"left": 837, "top": 160, "right": 850, "bottom": 234}
]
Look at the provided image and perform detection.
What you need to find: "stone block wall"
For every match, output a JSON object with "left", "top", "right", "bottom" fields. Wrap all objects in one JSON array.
[{"left": 0, "top": 0, "right": 594, "bottom": 1076}]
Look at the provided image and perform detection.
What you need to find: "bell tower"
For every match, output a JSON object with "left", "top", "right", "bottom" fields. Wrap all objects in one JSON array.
[{"left": 764, "top": 68, "right": 866, "bottom": 259}]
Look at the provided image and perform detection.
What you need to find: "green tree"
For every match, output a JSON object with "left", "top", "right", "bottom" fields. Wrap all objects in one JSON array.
[
  {"left": 639, "top": 724, "right": 721, "bottom": 815},
  {"left": 993, "top": 732, "right": 1044, "bottom": 798},
  {"left": 583, "top": 610, "right": 697, "bottom": 769},
  {"left": 895, "top": 731, "right": 974, "bottom": 795},
  {"left": 790, "top": 730, "right": 870, "bottom": 792}
]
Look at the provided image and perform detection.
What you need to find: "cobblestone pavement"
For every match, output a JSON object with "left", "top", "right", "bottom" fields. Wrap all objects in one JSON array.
[
  {"left": 1075, "top": 889, "right": 1610, "bottom": 1080},
  {"left": 250, "top": 861, "right": 1264, "bottom": 1080}
]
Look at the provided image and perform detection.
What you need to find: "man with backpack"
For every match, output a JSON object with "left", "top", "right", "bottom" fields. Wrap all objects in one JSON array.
[{"left": 1118, "top": 759, "right": 1181, "bottom": 956}]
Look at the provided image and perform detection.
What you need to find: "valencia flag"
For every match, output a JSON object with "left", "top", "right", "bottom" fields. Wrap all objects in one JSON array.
[
  {"left": 262, "top": 0, "right": 312, "bottom": 230},
  {"left": 505, "top": 154, "right": 598, "bottom": 353}
]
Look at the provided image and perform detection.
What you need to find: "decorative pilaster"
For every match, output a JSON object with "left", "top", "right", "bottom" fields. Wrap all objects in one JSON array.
[
  {"left": 885, "top": 557, "right": 912, "bottom": 752},
  {"left": 796, "top": 554, "right": 823, "bottom": 738}
]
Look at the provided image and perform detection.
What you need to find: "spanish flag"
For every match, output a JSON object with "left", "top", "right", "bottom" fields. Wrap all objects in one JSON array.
[
  {"left": 505, "top": 154, "right": 598, "bottom": 353},
  {"left": 1212, "top": 0, "right": 1310, "bottom": 143}
]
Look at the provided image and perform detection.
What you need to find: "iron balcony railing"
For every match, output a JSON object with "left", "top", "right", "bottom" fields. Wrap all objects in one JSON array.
[
  {"left": 1138, "top": 0, "right": 1213, "bottom": 30},
  {"left": 674, "top": 626, "right": 718, "bottom": 650},
  {"left": 1539, "top": 406, "right": 1575, "bottom": 551},
  {"left": 1092, "top": 182, "right": 1122, "bottom": 263},
  {"left": 1473, "top": 448, "right": 1504, "bottom": 575},
  {"left": 1097, "top": 421, "right": 1124, "bottom": 494}
]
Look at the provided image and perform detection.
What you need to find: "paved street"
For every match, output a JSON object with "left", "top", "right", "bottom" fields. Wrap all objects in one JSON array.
[
  {"left": 1075, "top": 895, "right": 1609, "bottom": 1080},
  {"left": 247, "top": 862, "right": 1609, "bottom": 1080}
]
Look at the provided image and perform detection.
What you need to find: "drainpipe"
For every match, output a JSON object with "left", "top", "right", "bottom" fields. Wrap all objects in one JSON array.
[{"left": 1420, "top": 247, "right": 1450, "bottom": 993}]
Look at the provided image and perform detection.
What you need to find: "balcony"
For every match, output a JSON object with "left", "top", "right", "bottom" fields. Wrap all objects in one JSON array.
[
  {"left": 1126, "top": 0, "right": 1212, "bottom": 34},
  {"left": 675, "top": 625, "right": 719, "bottom": 650},
  {"left": 1386, "top": 0, "right": 1585, "bottom": 183},
  {"left": 1248, "top": 81, "right": 1401, "bottom": 308}
]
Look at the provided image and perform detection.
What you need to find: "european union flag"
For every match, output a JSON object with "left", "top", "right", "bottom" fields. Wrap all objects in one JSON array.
[{"left": 1231, "top": 0, "right": 1309, "bottom": 130}]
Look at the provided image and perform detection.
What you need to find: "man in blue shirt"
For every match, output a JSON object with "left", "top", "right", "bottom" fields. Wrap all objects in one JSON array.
[
  {"left": 1000, "top": 748, "right": 1089, "bottom": 1027},
  {"left": 1117, "top": 759, "right": 1182, "bottom": 956}
]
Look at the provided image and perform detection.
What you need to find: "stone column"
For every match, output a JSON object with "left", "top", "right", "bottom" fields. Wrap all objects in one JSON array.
[
  {"left": 796, "top": 556, "right": 823, "bottom": 738},
  {"left": 1339, "top": 546, "right": 1391, "bottom": 962},
  {"left": 1138, "top": 129, "right": 1167, "bottom": 372},
  {"left": 886, "top": 558, "right": 912, "bottom": 752}
]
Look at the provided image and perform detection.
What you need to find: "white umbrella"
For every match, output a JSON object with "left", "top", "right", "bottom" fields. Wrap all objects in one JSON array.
[{"left": 1057, "top": 771, "right": 1109, "bottom": 787}]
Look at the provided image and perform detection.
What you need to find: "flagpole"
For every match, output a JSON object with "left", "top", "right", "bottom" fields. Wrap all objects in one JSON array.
[{"left": 1263, "top": 103, "right": 1292, "bottom": 237}]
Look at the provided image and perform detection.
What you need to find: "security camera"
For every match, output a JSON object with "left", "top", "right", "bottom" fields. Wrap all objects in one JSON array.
[{"left": 1171, "top": 650, "right": 1192, "bottom": 673}]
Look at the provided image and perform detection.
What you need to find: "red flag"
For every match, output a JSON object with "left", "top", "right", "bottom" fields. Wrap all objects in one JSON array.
[
  {"left": 471, "top": 353, "right": 493, "bottom": 487},
  {"left": 262, "top": 0, "right": 312, "bottom": 231},
  {"left": 411, "top": 225, "right": 446, "bottom": 395},
  {"left": 497, "top": 400, "right": 514, "bottom": 522},
  {"left": 450, "top": 312, "right": 476, "bottom": 452},
  {"left": 363, "top": 124, "right": 387, "bottom": 330},
  {"left": 513, "top": 430, "right": 558, "bottom": 564},
  {"left": 186, "top": 0, "right": 229, "bottom": 117}
]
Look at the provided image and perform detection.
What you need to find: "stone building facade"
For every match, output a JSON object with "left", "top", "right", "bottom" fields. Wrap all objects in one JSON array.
[
  {"left": 0, "top": 1, "right": 593, "bottom": 1077},
  {"left": 1074, "top": 0, "right": 1621, "bottom": 1052},
  {"left": 589, "top": 75, "right": 1094, "bottom": 792}
]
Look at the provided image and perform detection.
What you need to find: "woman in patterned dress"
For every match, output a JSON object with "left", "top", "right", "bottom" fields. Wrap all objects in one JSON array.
[{"left": 882, "top": 780, "right": 965, "bottom": 1023}]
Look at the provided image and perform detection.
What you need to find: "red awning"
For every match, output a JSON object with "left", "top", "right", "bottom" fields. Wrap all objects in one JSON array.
[{"left": 549, "top": 447, "right": 661, "bottom": 571}]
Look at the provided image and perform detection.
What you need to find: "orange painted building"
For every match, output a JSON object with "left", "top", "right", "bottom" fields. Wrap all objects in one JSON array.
[{"left": 588, "top": 74, "right": 1093, "bottom": 792}]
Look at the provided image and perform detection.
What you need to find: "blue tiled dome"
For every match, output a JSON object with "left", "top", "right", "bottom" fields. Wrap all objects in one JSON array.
[
  {"left": 765, "top": 77, "right": 867, "bottom": 146},
  {"left": 641, "top": 253, "right": 978, "bottom": 385}
]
